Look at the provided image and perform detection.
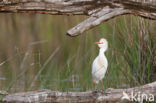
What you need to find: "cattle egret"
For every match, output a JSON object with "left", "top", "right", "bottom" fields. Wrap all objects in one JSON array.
[{"left": 92, "top": 38, "right": 108, "bottom": 89}]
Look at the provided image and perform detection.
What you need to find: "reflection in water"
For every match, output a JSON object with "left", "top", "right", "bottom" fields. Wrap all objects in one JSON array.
[{"left": 0, "top": 77, "right": 6, "bottom": 81}]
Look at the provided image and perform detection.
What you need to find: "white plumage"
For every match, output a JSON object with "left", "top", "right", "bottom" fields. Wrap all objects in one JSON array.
[{"left": 92, "top": 38, "right": 108, "bottom": 89}]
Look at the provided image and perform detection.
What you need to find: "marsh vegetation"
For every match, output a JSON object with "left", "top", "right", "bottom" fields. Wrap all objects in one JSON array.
[{"left": 0, "top": 14, "right": 155, "bottom": 93}]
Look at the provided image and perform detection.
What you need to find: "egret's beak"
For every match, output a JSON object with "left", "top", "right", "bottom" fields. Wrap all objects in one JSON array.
[{"left": 96, "top": 42, "right": 102, "bottom": 44}]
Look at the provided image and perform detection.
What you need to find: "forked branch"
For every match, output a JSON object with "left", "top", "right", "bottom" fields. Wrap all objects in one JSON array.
[{"left": 0, "top": 0, "right": 156, "bottom": 36}]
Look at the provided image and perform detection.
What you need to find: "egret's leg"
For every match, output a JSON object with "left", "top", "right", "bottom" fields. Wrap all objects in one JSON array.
[
  {"left": 93, "top": 78, "right": 96, "bottom": 89},
  {"left": 94, "top": 82, "right": 96, "bottom": 89},
  {"left": 101, "top": 80, "right": 104, "bottom": 90}
]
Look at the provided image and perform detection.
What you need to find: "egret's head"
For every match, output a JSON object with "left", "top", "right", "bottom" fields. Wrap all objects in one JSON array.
[{"left": 96, "top": 38, "right": 108, "bottom": 50}]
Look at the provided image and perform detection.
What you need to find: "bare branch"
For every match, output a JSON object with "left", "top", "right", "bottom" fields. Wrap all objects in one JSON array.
[
  {"left": 67, "top": 7, "right": 129, "bottom": 36},
  {"left": 0, "top": 0, "right": 156, "bottom": 36},
  {"left": 2, "top": 81, "right": 156, "bottom": 103}
]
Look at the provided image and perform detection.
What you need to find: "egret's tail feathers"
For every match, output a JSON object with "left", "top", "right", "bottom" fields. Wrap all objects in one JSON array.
[
  {"left": 95, "top": 80, "right": 99, "bottom": 84},
  {"left": 95, "top": 81, "right": 99, "bottom": 84},
  {"left": 93, "top": 78, "right": 99, "bottom": 84}
]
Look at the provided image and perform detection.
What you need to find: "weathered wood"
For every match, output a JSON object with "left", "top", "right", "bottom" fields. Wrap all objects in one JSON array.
[
  {"left": 0, "top": 0, "right": 156, "bottom": 36},
  {"left": 2, "top": 81, "right": 156, "bottom": 103}
]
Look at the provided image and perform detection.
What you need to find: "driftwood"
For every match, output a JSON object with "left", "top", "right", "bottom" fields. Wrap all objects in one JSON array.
[
  {"left": 2, "top": 81, "right": 156, "bottom": 103},
  {"left": 0, "top": 0, "right": 156, "bottom": 36}
]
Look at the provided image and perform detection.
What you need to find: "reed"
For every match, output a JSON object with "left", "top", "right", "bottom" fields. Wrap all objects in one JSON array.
[{"left": 0, "top": 15, "right": 155, "bottom": 92}]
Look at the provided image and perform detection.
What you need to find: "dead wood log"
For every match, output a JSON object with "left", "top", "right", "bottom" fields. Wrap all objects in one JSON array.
[
  {"left": 0, "top": 0, "right": 156, "bottom": 36},
  {"left": 2, "top": 81, "right": 156, "bottom": 103}
]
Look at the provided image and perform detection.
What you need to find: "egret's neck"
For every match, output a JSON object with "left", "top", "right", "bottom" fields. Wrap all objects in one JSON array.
[{"left": 99, "top": 48, "right": 106, "bottom": 55}]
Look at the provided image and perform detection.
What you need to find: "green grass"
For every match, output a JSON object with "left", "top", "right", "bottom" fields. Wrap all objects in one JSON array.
[{"left": 0, "top": 14, "right": 155, "bottom": 93}]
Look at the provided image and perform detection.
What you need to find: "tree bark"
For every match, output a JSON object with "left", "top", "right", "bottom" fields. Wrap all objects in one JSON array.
[
  {"left": 0, "top": 0, "right": 156, "bottom": 36},
  {"left": 2, "top": 81, "right": 156, "bottom": 103}
]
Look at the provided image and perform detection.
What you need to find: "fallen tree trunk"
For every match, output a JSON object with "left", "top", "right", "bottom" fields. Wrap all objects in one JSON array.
[
  {"left": 2, "top": 81, "right": 156, "bottom": 103},
  {"left": 0, "top": 0, "right": 156, "bottom": 36}
]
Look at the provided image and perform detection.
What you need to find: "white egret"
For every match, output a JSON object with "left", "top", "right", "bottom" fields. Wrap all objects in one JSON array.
[{"left": 92, "top": 38, "right": 108, "bottom": 89}]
